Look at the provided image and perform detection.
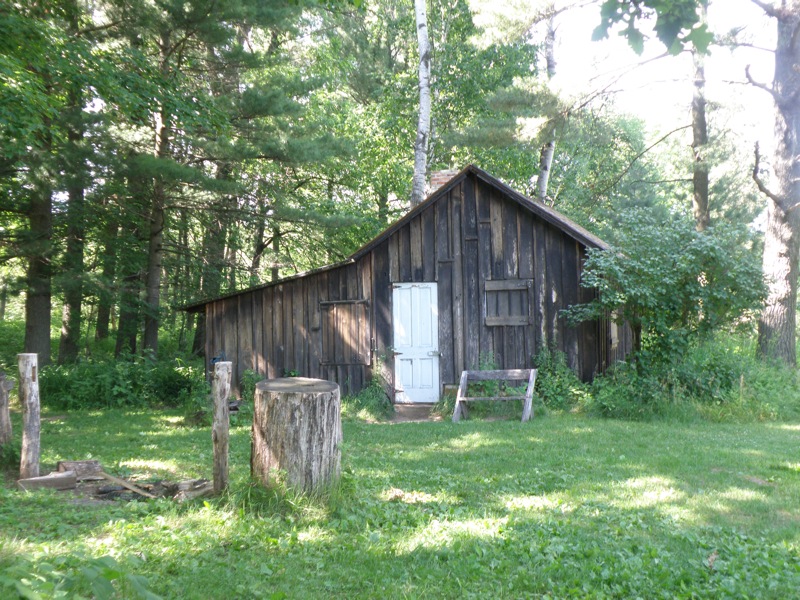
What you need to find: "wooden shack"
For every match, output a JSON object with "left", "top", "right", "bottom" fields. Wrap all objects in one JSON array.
[{"left": 184, "top": 165, "right": 629, "bottom": 402}]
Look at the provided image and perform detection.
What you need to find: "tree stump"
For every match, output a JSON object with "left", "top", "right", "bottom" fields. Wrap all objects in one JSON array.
[
  {"left": 251, "top": 378, "right": 341, "bottom": 495},
  {"left": 0, "top": 371, "right": 15, "bottom": 446}
]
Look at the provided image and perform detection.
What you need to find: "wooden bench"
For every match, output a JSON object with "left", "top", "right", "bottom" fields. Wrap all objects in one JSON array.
[{"left": 452, "top": 369, "right": 537, "bottom": 423}]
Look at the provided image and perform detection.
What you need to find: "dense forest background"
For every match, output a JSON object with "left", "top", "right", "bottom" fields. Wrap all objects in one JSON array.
[{"left": 0, "top": 0, "right": 776, "bottom": 377}]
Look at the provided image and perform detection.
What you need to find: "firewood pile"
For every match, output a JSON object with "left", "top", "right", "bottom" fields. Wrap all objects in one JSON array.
[{"left": 16, "top": 459, "right": 214, "bottom": 502}]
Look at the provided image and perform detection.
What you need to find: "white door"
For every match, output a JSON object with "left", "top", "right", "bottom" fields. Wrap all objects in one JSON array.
[{"left": 392, "top": 282, "right": 440, "bottom": 403}]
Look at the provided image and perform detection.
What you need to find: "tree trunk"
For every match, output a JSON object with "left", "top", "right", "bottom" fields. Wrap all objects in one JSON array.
[
  {"left": 690, "top": 5, "right": 709, "bottom": 232},
  {"left": 411, "top": 0, "right": 432, "bottom": 206},
  {"left": 95, "top": 219, "right": 118, "bottom": 341},
  {"left": 251, "top": 378, "right": 341, "bottom": 495},
  {"left": 115, "top": 273, "right": 140, "bottom": 357},
  {"left": 24, "top": 182, "right": 53, "bottom": 367},
  {"left": 143, "top": 31, "right": 173, "bottom": 356},
  {"left": 755, "top": 4, "right": 800, "bottom": 366},
  {"left": 18, "top": 353, "right": 41, "bottom": 480},
  {"left": 536, "top": 15, "right": 557, "bottom": 205},
  {"left": 58, "top": 71, "right": 86, "bottom": 364}
]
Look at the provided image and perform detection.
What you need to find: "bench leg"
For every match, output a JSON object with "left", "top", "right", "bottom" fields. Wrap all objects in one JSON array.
[{"left": 521, "top": 396, "right": 533, "bottom": 422}]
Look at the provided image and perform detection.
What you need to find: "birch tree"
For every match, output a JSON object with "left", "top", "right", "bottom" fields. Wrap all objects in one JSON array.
[{"left": 411, "top": 0, "right": 432, "bottom": 206}]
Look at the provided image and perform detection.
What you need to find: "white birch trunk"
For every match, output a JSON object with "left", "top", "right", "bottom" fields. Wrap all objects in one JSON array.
[
  {"left": 411, "top": 0, "right": 432, "bottom": 206},
  {"left": 536, "top": 15, "right": 557, "bottom": 204}
]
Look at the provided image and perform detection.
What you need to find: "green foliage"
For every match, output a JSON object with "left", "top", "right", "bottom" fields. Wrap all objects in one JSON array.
[
  {"left": 584, "top": 334, "right": 800, "bottom": 421},
  {"left": 341, "top": 371, "right": 393, "bottom": 421},
  {"left": 39, "top": 356, "right": 207, "bottom": 410},
  {"left": 594, "top": 0, "right": 712, "bottom": 55},
  {"left": 0, "top": 441, "right": 20, "bottom": 471},
  {"left": 1, "top": 553, "right": 160, "bottom": 600},
  {"left": 532, "top": 346, "right": 589, "bottom": 411},
  {"left": 566, "top": 208, "right": 765, "bottom": 369}
]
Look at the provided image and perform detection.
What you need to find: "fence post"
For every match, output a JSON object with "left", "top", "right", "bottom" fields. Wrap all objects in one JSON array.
[
  {"left": 0, "top": 371, "right": 15, "bottom": 446},
  {"left": 18, "top": 354, "right": 40, "bottom": 479},
  {"left": 212, "top": 361, "right": 232, "bottom": 493}
]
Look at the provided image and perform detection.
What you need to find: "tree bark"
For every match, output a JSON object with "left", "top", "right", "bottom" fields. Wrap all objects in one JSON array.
[
  {"left": 95, "top": 219, "right": 118, "bottom": 341},
  {"left": 536, "top": 16, "right": 558, "bottom": 205},
  {"left": 58, "top": 58, "right": 86, "bottom": 363},
  {"left": 18, "top": 354, "right": 40, "bottom": 479},
  {"left": 755, "top": 3, "right": 800, "bottom": 366},
  {"left": 251, "top": 378, "right": 341, "bottom": 495},
  {"left": 411, "top": 0, "right": 432, "bottom": 206},
  {"left": 143, "top": 30, "right": 173, "bottom": 356},
  {"left": 690, "top": 5, "right": 709, "bottom": 231},
  {"left": 24, "top": 182, "right": 53, "bottom": 367},
  {"left": 212, "top": 361, "right": 232, "bottom": 494}
]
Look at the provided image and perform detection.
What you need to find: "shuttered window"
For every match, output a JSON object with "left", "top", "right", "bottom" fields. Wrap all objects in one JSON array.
[
  {"left": 484, "top": 279, "right": 533, "bottom": 327},
  {"left": 320, "top": 300, "right": 371, "bottom": 365}
]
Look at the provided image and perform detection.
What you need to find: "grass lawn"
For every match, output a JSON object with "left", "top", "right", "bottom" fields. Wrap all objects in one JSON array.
[{"left": 1, "top": 410, "right": 799, "bottom": 598}]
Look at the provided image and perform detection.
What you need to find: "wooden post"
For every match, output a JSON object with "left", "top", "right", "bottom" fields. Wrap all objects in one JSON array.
[
  {"left": 251, "top": 377, "right": 341, "bottom": 495},
  {"left": 212, "top": 361, "right": 232, "bottom": 493},
  {"left": 0, "top": 371, "right": 15, "bottom": 446},
  {"left": 18, "top": 353, "right": 40, "bottom": 479}
]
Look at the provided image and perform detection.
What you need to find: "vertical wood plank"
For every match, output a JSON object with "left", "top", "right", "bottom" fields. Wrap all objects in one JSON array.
[
  {"left": 372, "top": 242, "right": 392, "bottom": 396},
  {"left": 273, "top": 285, "right": 284, "bottom": 377},
  {"left": 283, "top": 282, "right": 294, "bottom": 376},
  {"left": 463, "top": 176, "right": 478, "bottom": 239},
  {"left": 410, "top": 215, "right": 423, "bottom": 281},
  {"left": 389, "top": 233, "right": 399, "bottom": 283},
  {"left": 562, "top": 237, "right": 580, "bottom": 373},
  {"left": 293, "top": 279, "right": 305, "bottom": 376},
  {"left": 308, "top": 278, "right": 321, "bottom": 379},
  {"left": 399, "top": 225, "right": 412, "bottom": 282},
  {"left": 435, "top": 192, "right": 451, "bottom": 261},
  {"left": 518, "top": 210, "right": 536, "bottom": 365},
  {"left": 490, "top": 188, "right": 504, "bottom": 280},
  {"left": 422, "top": 206, "right": 436, "bottom": 281},
  {"left": 464, "top": 239, "right": 480, "bottom": 371},
  {"left": 253, "top": 291, "right": 265, "bottom": 375},
  {"left": 263, "top": 287, "right": 274, "bottom": 379},
  {"left": 545, "top": 227, "right": 563, "bottom": 352},
  {"left": 452, "top": 186, "right": 465, "bottom": 376},
  {"left": 437, "top": 260, "right": 455, "bottom": 386},
  {"left": 533, "top": 217, "right": 548, "bottom": 356}
]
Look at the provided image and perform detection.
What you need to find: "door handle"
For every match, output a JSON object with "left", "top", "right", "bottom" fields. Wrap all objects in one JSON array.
[{"left": 428, "top": 350, "right": 440, "bottom": 357}]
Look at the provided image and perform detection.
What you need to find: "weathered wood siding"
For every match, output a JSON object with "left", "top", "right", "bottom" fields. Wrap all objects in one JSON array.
[{"left": 204, "top": 170, "right": 627, "bottom": 397}]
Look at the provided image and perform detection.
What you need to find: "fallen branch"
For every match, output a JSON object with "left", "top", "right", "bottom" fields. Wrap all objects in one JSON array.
[{"left": 99, "top": 471, "right": 157, "bottom": 499}]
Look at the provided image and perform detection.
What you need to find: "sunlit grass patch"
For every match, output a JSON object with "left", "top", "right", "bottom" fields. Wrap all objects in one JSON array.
[{"left": 398, "top": 517, "right": 508, "bottom": 553}]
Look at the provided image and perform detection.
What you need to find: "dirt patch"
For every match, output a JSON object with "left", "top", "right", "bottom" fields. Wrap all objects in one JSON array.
[{"left": 390, "top": 404, "right": 441, "bottom": 423}]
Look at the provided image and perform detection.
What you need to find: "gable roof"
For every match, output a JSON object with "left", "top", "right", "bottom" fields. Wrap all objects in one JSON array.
[{"left": 182, "top": 164, "right": 607, "bottom": 311}]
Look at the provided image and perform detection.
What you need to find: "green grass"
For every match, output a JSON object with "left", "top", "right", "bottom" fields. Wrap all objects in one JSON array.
[{"left": 1, "top": 409, "right": 799, "bottom": 598}]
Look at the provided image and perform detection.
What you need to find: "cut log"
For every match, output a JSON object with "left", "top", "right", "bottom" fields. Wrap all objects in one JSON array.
[
  {"left": 99, "top": 471, "right": 157, "bottom": 499},
  {"left": 251, "top": 377, "right": 341, "bottom": 495},
  {"left": 0, "top": 371, "right": 14, "bottom": 446},
  {"left": 211, "top": 361, "right": 232, "bottom": 493},
  {"left": 57, "top": 460, "right": 103, "bottom": 481},
  {"left": 18, "top": 470, "right": 77, "bottom": 491},
  {"left": 18, "top": 354, "right": 40, "bottom": 479},
  {"left": 173, "top": 479, "right": 214, "bottom": 502}
]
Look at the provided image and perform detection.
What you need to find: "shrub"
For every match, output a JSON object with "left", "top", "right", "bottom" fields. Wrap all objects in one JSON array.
[
  {"left": 342, "top": 372, "right": 393, "bottom": 421},
  {"left": 583, "top": 334, "right": 800, "bottom": 422},
  {"left": 39, "top": 355, "right": 206, "bottom": 410},
  {"left": 565, "top": 209, "right": 765, "bottom": 368},
  {"left": 532, "top": 346, "right": 589, "bottom": 411}
]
